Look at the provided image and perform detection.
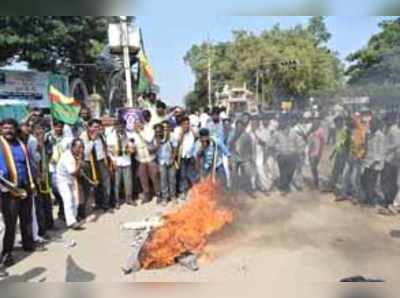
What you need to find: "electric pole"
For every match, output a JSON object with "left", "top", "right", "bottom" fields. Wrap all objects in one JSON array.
[
  {"left": 120, "top": 16, "right": 134, "bottom": 107},
  {"left": 207, "top": 39, "right": 212, "bottom": 109},
  {"left": 256, "top": 70, "right": 260, "bottom": 106}
]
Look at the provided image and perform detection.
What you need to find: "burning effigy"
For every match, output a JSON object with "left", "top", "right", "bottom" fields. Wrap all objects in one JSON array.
[{"left": 122, "top": 178, "right": 234, "bottom": 273}]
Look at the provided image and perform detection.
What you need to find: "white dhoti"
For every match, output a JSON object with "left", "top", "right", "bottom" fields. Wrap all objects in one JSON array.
[
  {"left": 392, "top": 167, "right": 400, "bottom": 209},
  {"left": 254, "top": 146, "right": 269, "bottom": 192},
  {"left": 223, "top": 156, "right": 231, "bottom": 188},
  {"left": 57, "top": 179, "right": 79, "bottom": 227},
  {"left": 31, "top": 196, "right": 40, "bottom": 241},
  {"left": 265, "top": 155, "right": 280, "bottom": 191}
]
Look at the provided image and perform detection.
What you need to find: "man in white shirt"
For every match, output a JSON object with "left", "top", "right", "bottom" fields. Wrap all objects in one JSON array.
[
  {"left": 56, "top": 139, "right": 85, "bottom": 230},
  {"left": 189, "top": 111, "right": 200, "bottom": 135},
  {"left": 174, "top": 116, "right": 199, "bottom": 196},
  {"left": 128, "top": 119, "right": 160, "bottom": 203},
  {"left": 80, "top": 119, "right": 112, "bottom": 215},
  {"left": 46, "top": 120, "right": 73, "bottom": 221},
  {"left": 199, "top": 107, "right": 210, "bottom": 128},
  {"left": 249, "top": 116, "right": 269, "bottom": 193},
  {"left": 107, "top": 121, "right": 135, "bottom": 207}
]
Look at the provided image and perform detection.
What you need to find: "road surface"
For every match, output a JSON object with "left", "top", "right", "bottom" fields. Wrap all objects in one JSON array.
[{"left": 1, "top": 183, "right": 400, "bottom": 282}]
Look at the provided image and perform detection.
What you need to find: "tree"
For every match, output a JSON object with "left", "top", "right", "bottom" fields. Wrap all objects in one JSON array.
[
  {"left": 346, "top": 17, "right": 400, "bottom": 85},
  {"left": 0, "top": 17, "right": 111, "bottom": 94},
  {"left": 307, "top": 16, "right": 332, "bottom": 46},
  {"left": 0, "top": 16, "right": 109, "bottom": 71},
  {"left": 184, "top": 21, "right": 343, "bottom": 110}
]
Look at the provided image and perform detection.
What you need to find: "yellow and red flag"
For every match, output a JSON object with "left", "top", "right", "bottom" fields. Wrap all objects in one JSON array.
[{"left": 49, "top": 85, "right": 81, "bottom": 125}]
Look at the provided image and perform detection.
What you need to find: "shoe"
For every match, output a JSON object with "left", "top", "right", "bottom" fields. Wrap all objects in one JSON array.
[
  {"left": 121, "top": 266, "right": 132, "bottom": 275},
  {"left": 41, "top": 233, "right": 52, "bottom": 241},
  {"left": 156, "top": 197, "right": 163, "bottom": 205},
  {"left": 388, "top": 205, "right": 399, "bottom": 215},
  {"left": 70, "top": 222, "right": 85, "bottom": 231},
  {"left": 142, "top": 194, "right": 152, "bottom": 204},
  {"left": 0, "top": 267, "right": 8, "bottom": 278},
  {"left": 33, "top": 244, "right": 47, "bottom": 252},
  {"left": 51, "top": 225, "right": 60, "bottom": 231},
  {"left": 334, "top": 196, "right": 348, "bottom": 202},
  {"left": 0, "top": 254, "right": 15, "bottom": 267},
  {"left": 377, "top": 207, "right": 392, "bottom": 215},
  {"left": 34, "top": 236, "right": 47, "bottom": 244},
  {"left": 115, "top": 203, "right": 121, "bottom": 210}
]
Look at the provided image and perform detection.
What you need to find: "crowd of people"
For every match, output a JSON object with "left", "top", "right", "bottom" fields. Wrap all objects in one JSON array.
[{"left": 0, "top": 91, "right": 399, "bottom": 277}]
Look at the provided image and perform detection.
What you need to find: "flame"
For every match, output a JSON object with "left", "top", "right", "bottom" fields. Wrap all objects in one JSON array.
[{"left": 139, "top": 178, "right": 234, "bottom": 269}]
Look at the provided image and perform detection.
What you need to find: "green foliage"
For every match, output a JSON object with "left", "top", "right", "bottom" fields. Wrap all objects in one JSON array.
[
  {"left": 346, "top": 17, "right": 400, "bottom": 85},
  {"left": 307, "top": 16, "right": 332, "bottom": 46},
  {"left": 184, "top": 17, "right": 343, "bottom": 110},
  {"left": 0, "top": 16, "right": 110, "bottom": 73}
]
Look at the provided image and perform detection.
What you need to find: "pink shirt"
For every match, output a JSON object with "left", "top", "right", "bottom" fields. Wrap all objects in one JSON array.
[{"left": 309, "top": 127, "right": 325, "bottom": 158}]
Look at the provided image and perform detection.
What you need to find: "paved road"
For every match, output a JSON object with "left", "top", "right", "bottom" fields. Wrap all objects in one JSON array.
[{"left": 1, "top": 185, "right": 399, "bottom": 282}]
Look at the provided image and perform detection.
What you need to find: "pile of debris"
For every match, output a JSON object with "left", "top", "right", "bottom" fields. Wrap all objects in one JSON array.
[{"left": 121, "top": 178, "right": 233, "bottom": 274}]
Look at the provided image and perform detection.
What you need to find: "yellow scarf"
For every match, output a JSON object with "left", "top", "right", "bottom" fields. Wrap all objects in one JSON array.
[
  {"left": 80, "top": 131, "right": 99, "bottom": 184},
  {"left": 0, "top": 136, "right": 35, "bottom": 196}
]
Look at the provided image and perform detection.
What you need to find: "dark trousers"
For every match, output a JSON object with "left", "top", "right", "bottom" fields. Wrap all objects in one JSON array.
[
  {"left": 329, "top": 151, "right": 347, "bottom": 192},
  {"left": 277, "top": 154, "right": 298, "bottom": 192},
  {"left": 53, "top": 189, "right": 65, "bottom": 220},
  {"left": 362, "top": 168, "right": 383, "bottom": 206},
  {"left": 94, "top": 160, "right": 111, "bottom": 209},
  {"left": 178, "top": 158, "right": 199, "bottom": 193},
  {"left": 309, "top": 156, "right": 321, "bottom": 188},
  {"left": 35, "top": 193, "right": 54, "bottom": 236},
  {"left": 232, "top": 161, "right": 254, "bottom": 192},
  {"left": 51, "top": 173, "right": 65, "bottom": 220},
  {"left": 80, "top": 160, "right": 111, "bottom": 218},
  {"left": 1, "top": 193, "right": 34, "bottom": 255},
  {"left": 381, "top": 162, "right": 398, "bottom": 204}
]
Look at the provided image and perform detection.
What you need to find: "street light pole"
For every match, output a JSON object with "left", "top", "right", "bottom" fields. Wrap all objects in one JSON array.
[{"left": 120, "top": 16, "right": 134, "bottom": 107}]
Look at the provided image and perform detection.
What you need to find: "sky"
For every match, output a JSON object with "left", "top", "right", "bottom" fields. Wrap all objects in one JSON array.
[{"left": 137, "top": 16, "right": 394, "bottom": 106}]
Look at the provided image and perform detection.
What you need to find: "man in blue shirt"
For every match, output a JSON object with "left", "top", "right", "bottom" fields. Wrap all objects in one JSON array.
[
  {"left": 206, "top": 107, "right": 225, "bottom": 145},
  {"left": 195, "top": 128, "right": 231, "bottom": 188},
  {"left": 0, "top": 118, "right": 36, "bottom": 268},
  {"left": 153, "top": 121, "right": 178, "bottom": 205}
]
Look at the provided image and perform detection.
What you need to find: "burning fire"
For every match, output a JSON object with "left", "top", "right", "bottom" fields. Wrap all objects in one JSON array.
[{"left": 139, "top": 178, "right": 234, "bottom": 269}]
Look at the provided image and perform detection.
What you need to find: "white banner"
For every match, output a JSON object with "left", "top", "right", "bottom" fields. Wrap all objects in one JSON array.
[{"left": 0, "top": 70, "right": 53, "bottom": 108}]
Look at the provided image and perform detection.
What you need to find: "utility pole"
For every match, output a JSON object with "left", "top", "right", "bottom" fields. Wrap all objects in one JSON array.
[
  {"left": 256, "top": 70, "right": 260, "bottom": 106},
  {"left": 207, "top": 39, "right": 212, "bottom": 109},
  {"left": 120, "top": 16, "right": 134, "bottom": 107}
]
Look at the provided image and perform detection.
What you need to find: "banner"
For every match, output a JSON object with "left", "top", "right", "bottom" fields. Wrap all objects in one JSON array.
[
  {"left": 0, "top": 70, "right": 68, "bottom": 108},
  {"left": 118, "top": 108, "right": 143, "bottom": 131}
]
